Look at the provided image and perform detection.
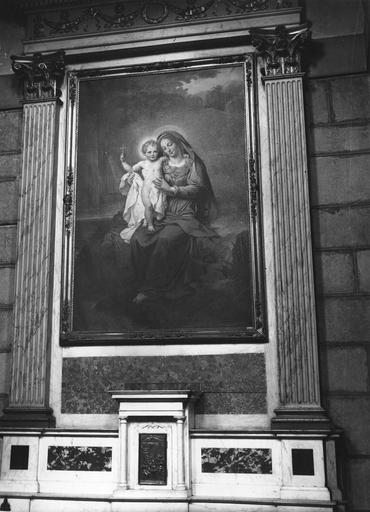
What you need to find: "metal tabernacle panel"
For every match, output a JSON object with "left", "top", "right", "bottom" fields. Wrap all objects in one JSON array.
[{"left": 138, "top": 433, "right": 167, "bottom": 485}]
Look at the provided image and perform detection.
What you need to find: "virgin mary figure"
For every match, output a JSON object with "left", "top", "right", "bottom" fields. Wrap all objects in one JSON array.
[{"left": 129, "top": 130, "right": 218, "bottom": 303}]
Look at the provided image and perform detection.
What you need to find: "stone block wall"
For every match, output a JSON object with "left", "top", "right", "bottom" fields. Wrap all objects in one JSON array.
[
  {"left": 0, "top": 76, "right": 23, "bottom": 416},
  {"left": 306, "top": 74, "right": 370, "bottom": 510}
]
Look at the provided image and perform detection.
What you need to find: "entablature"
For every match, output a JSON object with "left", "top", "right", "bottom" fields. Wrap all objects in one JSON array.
[{"left": 18, "top": 0, "right": 301, "bottom": 60}]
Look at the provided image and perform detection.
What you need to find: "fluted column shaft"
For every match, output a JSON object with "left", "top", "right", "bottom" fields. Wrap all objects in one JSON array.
[
  {"left": 265, "top": 75, "right": 328, "bottom": 428},
  {"left": 118, "top": 417, "right": 128, "bottom": 489},
  {"left": 176, "top": 417, "right": 186, "bottom": 490},
  {"left": 2, "top": 99, "right": 60, "bottom": 426}
]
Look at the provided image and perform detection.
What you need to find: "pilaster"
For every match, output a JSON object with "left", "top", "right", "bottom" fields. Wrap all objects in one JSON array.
[
  {"left": 175, "top": 416, "right": 186, "bottom": 490},
  {"left": 0, "top": 52, "right": 65, "bottom": 427},
  {"left": 251, "top": 26, "right": 331, "bottom": 430},
  {"left": 118, "top": 417, "right": 128, "bottom": 490}
]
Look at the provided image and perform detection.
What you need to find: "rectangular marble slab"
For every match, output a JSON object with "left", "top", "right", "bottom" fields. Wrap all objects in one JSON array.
[
  {"left": 62, "top": 354, "right": 266, "bottom": 415},
  {"left": 201, "top": 448, "right": 272, "bottom": 474},
  {"left": 47, "top": 446, "right": 112, "bottom": 471}
]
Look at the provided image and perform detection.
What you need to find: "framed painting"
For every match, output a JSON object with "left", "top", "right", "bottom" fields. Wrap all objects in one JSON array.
[{"left": 61, "top": 55, "right": 266, "bottom": 344}]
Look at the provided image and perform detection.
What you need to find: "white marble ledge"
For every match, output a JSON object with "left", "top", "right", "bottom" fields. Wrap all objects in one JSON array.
[
  {"left": 191, "top": 430, "right": 331, "bottom": 439},
  {"left": 0, "top": 428, "right": 334, "bottom": 439},
  {"left": 0, "top": 429, "right": 119, "bottom": 439},
  {"left": 0, "top": 492, "right": 337, "bottom": 507},
  {"left": 111, "top": 390, "right": 197, "bottom": 402}
]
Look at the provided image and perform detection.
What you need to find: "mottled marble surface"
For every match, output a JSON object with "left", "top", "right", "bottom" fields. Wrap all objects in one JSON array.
[
  {"left": 0, "top": 309, "right": 13, "bottom": 351},
  {"left": 0, "top": 226, "right": 17, "bottom": 263},
  {"left": 201, "top": 448, "right": 272, "bottom": 474},
  {"left": 47, "top": 446, "right": 112, "bottom": 471},
  {"left": 0, "top": 268, "right": 15, "bottom": 304},
  {"left": 0, "top": 181, "right": 18, "bottom": 224},
  {"left": 0, "top": 153, "right": 21, "bottom": 178},
  {"left": 0, "top": 111, "right": 22, "bottom": 152},
  {"left": 62, "top": 354, "right": 266, "bottom": 414}
]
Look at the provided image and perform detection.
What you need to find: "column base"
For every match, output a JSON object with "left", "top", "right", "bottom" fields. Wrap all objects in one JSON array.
[
  {"left": 0, "top": 407, "right": 56, "bottom": 428},
  {"left": 271, "top": 406, "right": 332, "bottom": 431},
  {"left": 113, "top": 484, "right": 128, "bottom": 495}
]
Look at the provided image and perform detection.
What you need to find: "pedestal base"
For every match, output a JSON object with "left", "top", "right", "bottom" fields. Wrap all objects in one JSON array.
[
  {"left": 113, "top": 489, "right": 190, "bottom": 499},
  {"left": 0, "top": 407, "right": 56, "bottom": 428},
  {"left": 271, "top": 406, "right": 332, "bottom": 431},
  {"left": 0, "top": 428, "right": 339, "bottom": 511}
]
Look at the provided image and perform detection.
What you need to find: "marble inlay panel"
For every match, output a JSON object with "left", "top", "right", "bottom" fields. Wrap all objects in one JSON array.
[
  {"left": 62, "top": 354, "right": 266, "bottom": 415},
  {"left": 201, "top": 448, "right": 272, "bottom": 474},
  {"left": 47, "top": 446, "right": 112, "bottom": 471}
]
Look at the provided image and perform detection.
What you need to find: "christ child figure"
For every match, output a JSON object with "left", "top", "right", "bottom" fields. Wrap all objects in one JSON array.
[{"left": 120, "top": 139, "right": 167, "bottom": 231}]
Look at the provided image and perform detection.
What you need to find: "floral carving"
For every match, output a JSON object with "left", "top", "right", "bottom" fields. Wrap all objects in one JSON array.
[
  {"left": 88, "top": 3, "right": 141, "bottom": 29},
  {"left": 42, "top": 10, "right": 87, "bottom": 34},
  {"left": 28, "top": 0, "right": 297, "bottom": 38},
  {"left": 227, "top": 0, "right": 268, "bottom": 11},
  {"left": 172, "top": 0, "right": 215, "bottom": 21}
]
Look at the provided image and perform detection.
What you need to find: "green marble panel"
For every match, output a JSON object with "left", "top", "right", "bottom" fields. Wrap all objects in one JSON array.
[
  {"left": 62, "top": 354, "right": 266, "bottom": 415},
  {"left": 201, "top": 448, "right": 272, "bottom": 474}
]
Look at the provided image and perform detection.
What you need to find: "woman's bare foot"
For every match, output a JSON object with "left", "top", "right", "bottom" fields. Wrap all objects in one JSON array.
[
  {"left": 148, "top": 225, "right": 155, "bottom": 232},
  {"left": 133, "top": 292, "right": 149, "bottom": 304}
]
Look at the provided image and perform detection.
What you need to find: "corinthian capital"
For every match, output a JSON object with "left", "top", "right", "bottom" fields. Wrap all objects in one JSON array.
[
  {"left": 250, "top": 24, "right": 310, "bottom": 77},
  {"left": 11, "top": 50, "right": 65, "bottom": 101}
]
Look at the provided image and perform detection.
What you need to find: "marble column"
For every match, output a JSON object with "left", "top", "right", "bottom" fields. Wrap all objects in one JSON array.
[
  {"left": 176, "top": 417, "right": 186, "bottom": 490},
  {"left": 118, "top": 417, "right": 128, "bottom": 489},
  {"left": 0, "top": 52, "right": 65, "bottom": 427},
  {"left": 251, "top": 27, "right": 330, "bottom": 429}
]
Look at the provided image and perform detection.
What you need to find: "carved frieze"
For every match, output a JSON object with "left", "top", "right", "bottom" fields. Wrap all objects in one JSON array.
[
  {"left": 26, "top": 0, "right": 297, "bottom": 40},
  {"left": 250, "top": 24, "right": 310, "bottom": 76},
  {"left": 11, "top": 51, "right": 65, "bottom": 100}
]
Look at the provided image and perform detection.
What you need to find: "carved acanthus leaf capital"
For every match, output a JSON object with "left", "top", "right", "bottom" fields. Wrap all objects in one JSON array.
[
  {"left": 250, "top": 24, "right": 310, "bottom": 77},
  {"left": 11, "top": 50, "right": 65, "bottom": 101}
]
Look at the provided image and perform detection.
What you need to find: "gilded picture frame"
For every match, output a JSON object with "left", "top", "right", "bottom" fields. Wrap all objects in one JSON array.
[{"left": 60, "top": 54, "right": 266, "bottom": 344}]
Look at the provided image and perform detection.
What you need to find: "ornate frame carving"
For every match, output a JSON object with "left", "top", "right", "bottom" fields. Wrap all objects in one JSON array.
[{"left": 60, "top": 53, "right": 267, "bottom": 345}]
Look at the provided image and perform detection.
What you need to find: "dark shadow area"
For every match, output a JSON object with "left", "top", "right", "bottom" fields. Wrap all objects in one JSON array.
[{"left": 73, "top": 212, "right": 254, "bottom": 332}]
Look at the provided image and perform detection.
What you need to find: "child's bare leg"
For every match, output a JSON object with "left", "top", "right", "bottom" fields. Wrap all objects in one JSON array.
[
  {"left": 144, "top": 205, "right": 155, "bottom": 231},
  {"left": 141, "top": 186, "right": 154, "bottom": 231}
]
